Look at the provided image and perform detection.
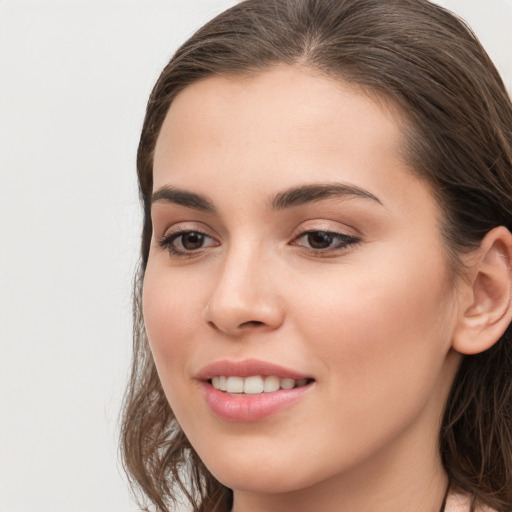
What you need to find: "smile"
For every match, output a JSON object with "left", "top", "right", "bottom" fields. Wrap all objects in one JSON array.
[
  {"left": 210, "top": 375, "right": 311, "bottom": 394},
  {"left": 197, "top": 359, "right": 315, "bottom": 422}
]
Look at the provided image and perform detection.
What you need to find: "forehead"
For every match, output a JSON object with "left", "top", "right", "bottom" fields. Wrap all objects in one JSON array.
[
  {"left": 151, "top": 65, "right": 441, "bottom": 237},
  {"left": 154, "top": 65, "right": 409, "bottom": 188}
]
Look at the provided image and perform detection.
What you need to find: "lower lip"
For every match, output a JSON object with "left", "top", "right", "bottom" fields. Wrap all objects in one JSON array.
[{"left": 200, "top": 381, "right": 312, "bottom": 422}]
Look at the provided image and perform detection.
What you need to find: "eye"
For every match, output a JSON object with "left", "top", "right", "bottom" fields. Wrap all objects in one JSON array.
[
  {"left": 159, "top": 230, "right": 219, "bottom": 256},
  {"left": 292, "top": 230, "right": 359, "bottom": 252}
]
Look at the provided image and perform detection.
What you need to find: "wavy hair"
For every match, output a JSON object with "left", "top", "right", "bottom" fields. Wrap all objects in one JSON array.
[{"left": 120, "top": 1, "right": 512, "bottom": 510}]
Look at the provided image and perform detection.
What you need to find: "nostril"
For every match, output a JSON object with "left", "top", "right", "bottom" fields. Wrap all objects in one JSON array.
[{"left": 240, "top": 320, "right": 265, "bottom": 328}]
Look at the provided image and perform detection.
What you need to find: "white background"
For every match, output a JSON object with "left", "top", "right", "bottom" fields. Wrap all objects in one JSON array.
[{"left": 1, "top": 1, "right": 510, "bottom": 511}]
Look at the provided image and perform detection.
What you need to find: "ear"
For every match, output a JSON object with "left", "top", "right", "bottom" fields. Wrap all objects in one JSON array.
[{"left": 452, "top": 226, "right": 512, "bottom": 355}]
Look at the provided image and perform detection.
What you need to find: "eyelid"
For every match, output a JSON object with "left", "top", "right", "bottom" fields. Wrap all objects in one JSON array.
[
  {"left": 289, "top": 219, "right": 360, "bottom": 241},
  {"left": 159, "top": 221, "right": 216, "bottom": 239},
  {"left": 288, "top": 219, "right": 362, "bottom": 256}
]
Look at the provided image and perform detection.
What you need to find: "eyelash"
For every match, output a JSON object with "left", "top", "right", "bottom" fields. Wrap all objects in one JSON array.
[
  {"left": 158, "top": 230, "right": 217, "bottom": 257},
  {"left": 291, "top": 230, "right": 360, "bottom": 255},
  {"left": 158, "top": 229, "right": 360, "bottom": 258}
]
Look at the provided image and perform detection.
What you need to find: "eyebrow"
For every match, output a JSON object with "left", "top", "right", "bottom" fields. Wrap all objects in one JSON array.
[
  {"left": 151, "top": 185, "right": 216, "bottom": 212},
  {"left": 151, "top": 182, "right": 382, "bottom": 213},
  {"left": 269, "top": 183, "right": 382, "bottom": 210}
]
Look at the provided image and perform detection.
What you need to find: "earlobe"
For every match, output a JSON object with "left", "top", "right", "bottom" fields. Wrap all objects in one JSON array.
[{"left": 452, "top": 226, "right": 512, "bottom": 355}]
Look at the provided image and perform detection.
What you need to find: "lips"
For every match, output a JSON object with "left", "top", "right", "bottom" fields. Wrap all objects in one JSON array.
[
  {"left": 196, "top": 359, "right": 315, "bottom": 422},
  {"left": 196, "top": 358, "right": 312, "bottom": 381}
]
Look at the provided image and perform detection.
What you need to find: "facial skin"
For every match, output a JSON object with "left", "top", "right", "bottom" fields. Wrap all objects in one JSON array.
[{"left": 143, "top": 66, "right": 465, "bottom": 512}]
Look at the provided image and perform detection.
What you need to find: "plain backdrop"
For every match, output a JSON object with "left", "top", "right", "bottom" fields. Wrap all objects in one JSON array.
[{"left": 0, "top": 1, "right": 510, "bottom": 511}]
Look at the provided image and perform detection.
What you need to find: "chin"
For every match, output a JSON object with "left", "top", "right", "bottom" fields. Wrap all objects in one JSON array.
[
  {"left": 209, "top": 463, "right": 314, "bottom": 494},
  {"left": 194, "top": 440, "right": 335, "bottom": 496}
]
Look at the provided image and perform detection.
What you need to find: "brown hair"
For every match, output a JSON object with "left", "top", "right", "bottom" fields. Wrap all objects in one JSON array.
[{"left": 120, "top": 1, "right": 512, "bottom": 511}]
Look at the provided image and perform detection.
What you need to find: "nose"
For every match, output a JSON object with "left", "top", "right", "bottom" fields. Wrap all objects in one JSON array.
[{"left": 204, "top": 246, "right": 284, "bottom": 336}]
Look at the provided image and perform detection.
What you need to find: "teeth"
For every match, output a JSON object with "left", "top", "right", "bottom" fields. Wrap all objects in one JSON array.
[
  {"left": 244, "top": 376, "right": 264, "bottom": 394},
  {"left": 280, "top": 378, "right": 295, "bottom": 390},
  {"left": 211, "top": 375, "right": 310, "bottom": 394},
  {"left": 226, "top": 376, "right": 244, "bottom": 393},
  {"left": 211, "top": 376, "right": 228, "bottom": 391},
  {"left": 218, "top": 375, "right": 227, "bottom": 391},
  {"left": 263, "top": 375, "right": 280, "bottom": 392}
]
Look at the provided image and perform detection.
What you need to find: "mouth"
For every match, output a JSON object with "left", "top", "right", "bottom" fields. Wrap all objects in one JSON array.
[
  {"left": 197, "top": 359, "right": 315, "bottom": 421},
  {"left": 209, "top": 375, "right": 314, "bottom": 394}
]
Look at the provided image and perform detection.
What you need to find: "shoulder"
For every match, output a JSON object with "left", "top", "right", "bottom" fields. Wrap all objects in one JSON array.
[{"left": 446, "top": 491, "right": 498, "bottom": 512}]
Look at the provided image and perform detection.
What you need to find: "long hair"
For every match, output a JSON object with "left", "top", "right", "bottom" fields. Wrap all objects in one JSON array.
[{"left": 120, "top": 1, "right": 512, "bottom": 510}]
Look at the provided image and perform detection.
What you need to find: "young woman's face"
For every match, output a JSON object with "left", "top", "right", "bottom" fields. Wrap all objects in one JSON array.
[{"left": 144, "top": 66, "right": 462, "bottom": 498}]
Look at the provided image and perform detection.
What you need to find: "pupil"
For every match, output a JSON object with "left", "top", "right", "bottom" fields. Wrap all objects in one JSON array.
[
  {"left": 308, "top": 231, "right": 332, "bottom": 249},
  {"left": 182, "top": 232, "right": 204, "bottom": 250}
]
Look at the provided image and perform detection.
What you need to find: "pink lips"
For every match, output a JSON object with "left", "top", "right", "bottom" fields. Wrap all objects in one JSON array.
[
  {"left": 196, "top": 358, "right": 311, "bottom": 380},
  {"left": 196, "top": 359, "right": 314, "bottom": 422}
]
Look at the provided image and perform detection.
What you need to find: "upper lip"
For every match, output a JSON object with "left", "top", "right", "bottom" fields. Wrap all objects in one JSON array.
[{"left": 196, "top": 358, "right": 312, "bottom": 381}]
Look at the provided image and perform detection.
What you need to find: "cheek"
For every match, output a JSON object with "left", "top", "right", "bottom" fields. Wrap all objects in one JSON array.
[
  {"left": 142, "top": 264, "right": 205, "bottom": 391},
  {"left": 270, "top": 256, "right": 455, "bottom": 476},
  {"left": 292, "top": 250, "right": 453, "bottom": 408}
]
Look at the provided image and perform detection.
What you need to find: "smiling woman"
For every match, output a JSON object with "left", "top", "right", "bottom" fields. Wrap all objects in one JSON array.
[{"left": 120, "top": 1, "right": 512, "bottom": 512}]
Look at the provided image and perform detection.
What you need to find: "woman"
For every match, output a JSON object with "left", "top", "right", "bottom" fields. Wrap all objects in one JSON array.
[{"left": 120, "top": 1, "right": 512, "bottom": 511}]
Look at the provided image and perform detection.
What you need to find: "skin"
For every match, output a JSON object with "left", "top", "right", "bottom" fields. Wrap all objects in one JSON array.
[{"left": 143, "top": 65, "right": 467, "bottom": 512}]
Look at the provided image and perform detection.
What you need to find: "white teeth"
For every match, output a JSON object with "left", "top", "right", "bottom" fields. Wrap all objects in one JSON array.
[
  {"left": 218, "top": 375, "right": 227, "bottom": 391},
  {"left": 211, "top": 375, "right": 310, "bottom": 393},
  {"left": 212, "top": 375, "right": 228, "bottom": 391},
  {"left": 243, "top": 376, "right": 264, "bottom": 394},
  {"left": 226, "top": 376, "right": 244, "bottom": 393},
  {"left": 280, "top": 378, "right": 295, "bottom": 390},
  {"left": 263, "top": 375, "right": 280, "bottom": 392}
]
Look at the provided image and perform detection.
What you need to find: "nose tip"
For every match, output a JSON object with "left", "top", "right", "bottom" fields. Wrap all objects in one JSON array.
[
  {"left": 204, "top": 300, "right": 283, "bottom": 336},
  {"left": 203, "top": 268, "right": 284, "bottom": 336}
]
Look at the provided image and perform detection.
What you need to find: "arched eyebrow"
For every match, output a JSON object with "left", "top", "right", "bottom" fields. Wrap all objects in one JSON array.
[
  {"left": 269, "top": 183, "right": 383, "bottom": 210},
  {"left": 151, "top": 182, "right": 382, "bottom": 213},
  {"left": 151, "top": 185, "right": 216, "bottom": 212}
]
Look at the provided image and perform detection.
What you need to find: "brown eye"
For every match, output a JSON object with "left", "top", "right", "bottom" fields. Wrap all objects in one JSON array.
[
  {"left": 307, "top": 231, "right": 334, "bottom": 249},
  {"left": 292, "top": 230, "right": 360, "bottom": 253},
  {"left": 159, "top": 230, "right": 218, "bottom": 256},
  {"left": 181, "top": 232, "right": 205, "bottom": 250}
]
